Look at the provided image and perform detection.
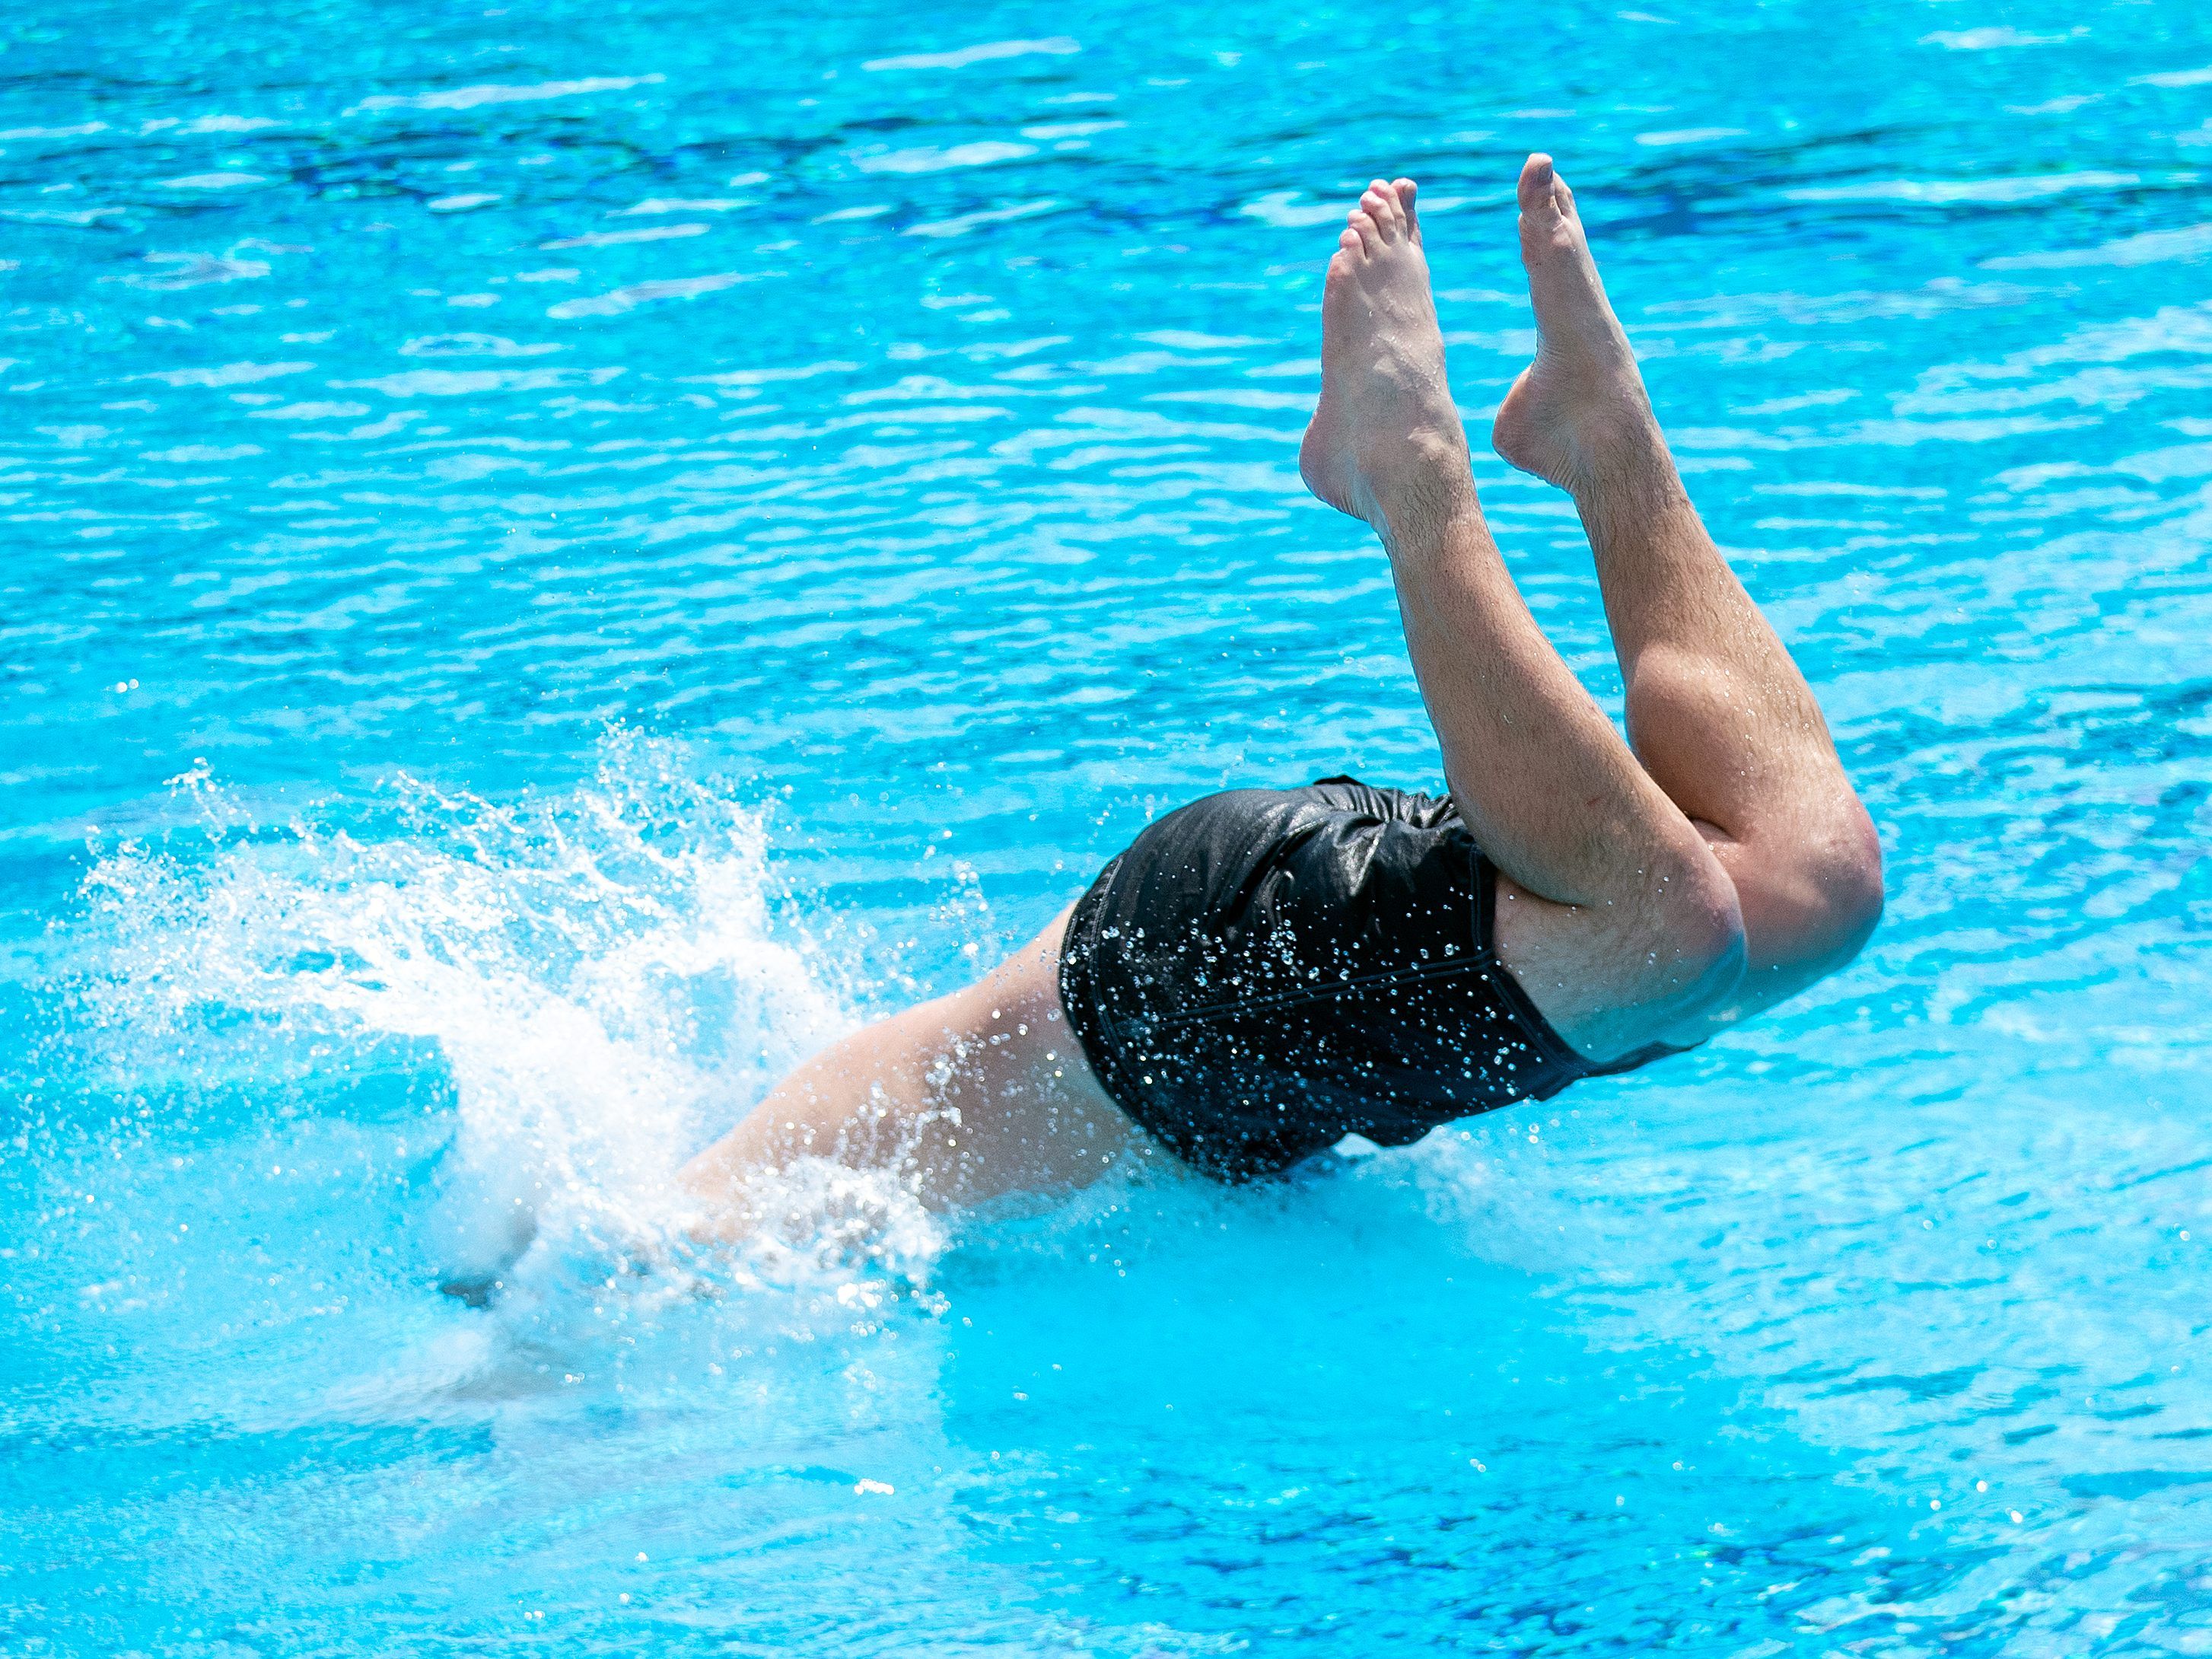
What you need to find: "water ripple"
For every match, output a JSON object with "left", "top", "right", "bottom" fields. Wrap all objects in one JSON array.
[{"left": 5, "top": 0, "right": 2212, "bottom": 1651}]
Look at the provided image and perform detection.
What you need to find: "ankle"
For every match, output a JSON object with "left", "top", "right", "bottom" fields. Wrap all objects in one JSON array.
[
  {"left": 1363, "top": 430, "right": 1479, "bottom": 544},
  {"left": 1377, "top": 494, "right": 1488, "bottom": 568},
  {"left": 1569, "top": 419, "right": 1685, "bottom": 517}
]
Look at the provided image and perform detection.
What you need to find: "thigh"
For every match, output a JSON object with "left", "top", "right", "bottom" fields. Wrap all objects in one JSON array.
[
  {"left": 912, "top": 906, "right": 1161, "bottom": 1204},
  {"left": 683, "top": 906, "right": 1157, "bottom": 1230},
  {"left": 1488, "top": 866, "right": 1739, "bottom": 1062}
]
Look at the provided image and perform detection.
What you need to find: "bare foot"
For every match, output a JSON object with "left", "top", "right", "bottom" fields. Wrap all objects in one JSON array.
[
  {"left": 1298, "top": 177, "right": 1475, "bottom": 540},
  {"left": 1491, "top": 154, "right": 1663, "bottom": 497}
]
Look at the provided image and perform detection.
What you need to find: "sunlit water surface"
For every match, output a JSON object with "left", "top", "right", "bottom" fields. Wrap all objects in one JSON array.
[{"left": 5, "top": 0, "right": 2212, "bottom": 1651}]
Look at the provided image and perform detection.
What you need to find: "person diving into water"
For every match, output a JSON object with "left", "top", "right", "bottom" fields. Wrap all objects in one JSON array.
[{"left": 680, "top": 154, "right": 1884, "bottom": 1231}]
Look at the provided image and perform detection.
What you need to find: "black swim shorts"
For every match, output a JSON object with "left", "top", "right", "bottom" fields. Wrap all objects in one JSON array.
[{"left": 1057, "top": 777, "right": 1677, "bottom": 1180}]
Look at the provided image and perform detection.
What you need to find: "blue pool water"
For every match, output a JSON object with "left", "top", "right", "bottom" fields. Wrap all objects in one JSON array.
[{"left": 5, "top": 0, "right": 2212, "bottom": 1649}]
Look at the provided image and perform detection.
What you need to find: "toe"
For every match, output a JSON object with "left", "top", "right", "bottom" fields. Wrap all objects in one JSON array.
[
  {"left": 1361, "top": 185, "right": 1399, "bottom": 243},
  {"left": 1362, "top": 179, "right": 1398, "bottom": 237},
  {"left": 1380, "top": 181, "right": 1415, "bottom": 240},
  {"left": 1346, "top": 209, "right": 1381, "bottom": 253},
  {"left": 1517, "top": 153, "right": 1557, "bottom": 214},
  {"left": 1389, "top": 180, "right": 1424, "bottom": 245}
]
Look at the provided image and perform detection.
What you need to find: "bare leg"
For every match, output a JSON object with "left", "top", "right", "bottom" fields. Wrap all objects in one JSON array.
[
  {"left": 680, "top": 907, "right": 1156, "bottom": 1240},
  {"left": 1300, "top": 177, "right": 1746, "bottom": 1060},
  {"left": 1492, "top": 154, "right": 1882, "bottom": 1027},
  {"left": 682, "top": 159, "right": 1884, "bottom": 1237}
]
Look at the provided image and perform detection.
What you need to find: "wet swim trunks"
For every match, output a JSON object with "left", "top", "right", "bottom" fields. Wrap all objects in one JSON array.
[{"left": 1057, "top": 778, "right": 1678, "bottom": 1180}]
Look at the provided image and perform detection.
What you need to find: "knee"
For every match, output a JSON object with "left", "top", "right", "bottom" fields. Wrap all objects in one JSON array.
[
  {"left": 1654, "top": 858, "right": 1749, "bottom": 1014},
  {"left": 1736, "top": 798, "right": 1886, "bottom": 985},
  {"left": 1806, "top": 800, "right": 1886, "bottom": 958}
]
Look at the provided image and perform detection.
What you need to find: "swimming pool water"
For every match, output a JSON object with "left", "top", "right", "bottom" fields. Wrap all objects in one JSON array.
[{"left": 5, "top": 0, "right": 2212, "bottom": 1651}]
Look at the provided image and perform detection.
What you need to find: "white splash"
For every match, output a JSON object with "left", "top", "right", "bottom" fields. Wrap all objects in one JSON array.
[{"left": 72, "top": 729, "right": 862, "bottom": 1284}]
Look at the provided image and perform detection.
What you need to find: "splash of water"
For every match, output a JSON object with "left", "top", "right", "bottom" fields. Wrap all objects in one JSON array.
[{"left": 64, "top": 729, "right": 944, "bottom": 1291}]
